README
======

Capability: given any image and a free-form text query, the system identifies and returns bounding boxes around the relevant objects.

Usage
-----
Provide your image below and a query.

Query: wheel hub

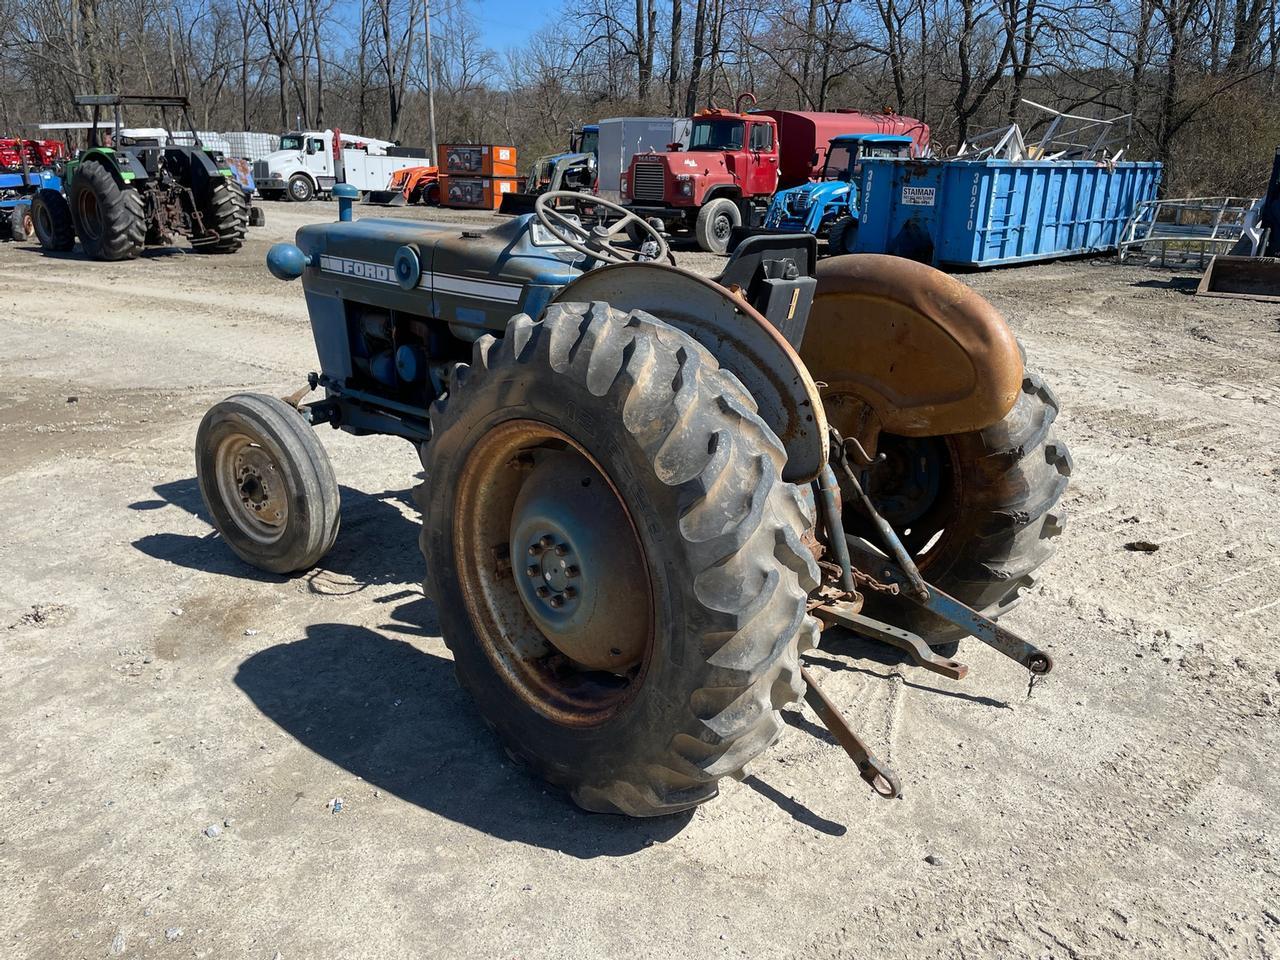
[214,436,288,543]
[509,452,648,672]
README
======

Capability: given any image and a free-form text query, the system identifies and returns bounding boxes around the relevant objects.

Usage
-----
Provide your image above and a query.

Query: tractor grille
[253,159,270,181]
[631,161,666,202]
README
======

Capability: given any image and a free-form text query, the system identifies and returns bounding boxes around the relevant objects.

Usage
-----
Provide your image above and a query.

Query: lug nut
[528,543,542,556]
[565,565,579,578]
[554,543,570,556]
[526,564,539,577]
[563,586,577,599]
[549,595,565,608]
[539,534,555,547]
[536,585,550,598]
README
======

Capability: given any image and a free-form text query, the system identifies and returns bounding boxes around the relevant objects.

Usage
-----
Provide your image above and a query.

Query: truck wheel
[196,393,340,574]
[418,302,820,816]
[827,217,857,256]
[192,180,249,254]
[695,198,741,254]
[854,370,1072,647]
[287,175,314,202]
[69,162,144,261]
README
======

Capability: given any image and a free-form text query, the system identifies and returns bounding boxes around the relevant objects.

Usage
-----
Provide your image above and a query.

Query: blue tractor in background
[764,133,913,255]
[1,168,61,242]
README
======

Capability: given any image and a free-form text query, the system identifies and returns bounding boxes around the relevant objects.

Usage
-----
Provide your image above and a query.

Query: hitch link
[814,599,969,681]
[844,535,1054,675]
[801,667,901,799]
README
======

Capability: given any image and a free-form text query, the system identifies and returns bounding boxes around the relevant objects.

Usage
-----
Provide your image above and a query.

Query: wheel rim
[713,213,732,242]
[290,179,308,200]
[453,420,654,727]
[77,189,102,241]
[855,432,958,562]
[214,433,289,545]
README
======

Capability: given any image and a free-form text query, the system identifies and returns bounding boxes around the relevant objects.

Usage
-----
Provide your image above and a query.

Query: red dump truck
[621,99,929,252]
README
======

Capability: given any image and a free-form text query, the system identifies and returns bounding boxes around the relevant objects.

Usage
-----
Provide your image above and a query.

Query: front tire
[69,161,144,261]
[196,393,340,574]
[418,302,820,816]
[827,216,857,256]
[695,198,741,254]
[857,370,1072,645]
[287,175,314,202]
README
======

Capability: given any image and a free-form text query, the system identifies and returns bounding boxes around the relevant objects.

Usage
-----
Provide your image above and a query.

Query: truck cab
[253,130,395,202]
[621,108,780,253]
[764,133,913,246]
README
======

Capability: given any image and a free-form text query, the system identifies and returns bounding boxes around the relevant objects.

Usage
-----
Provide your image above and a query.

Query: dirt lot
[1,199,1277,959]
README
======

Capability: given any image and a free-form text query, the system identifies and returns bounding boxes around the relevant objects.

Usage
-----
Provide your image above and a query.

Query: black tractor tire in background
[826,216,857,256]
[196,393,340,574]
[418,302,821,816]
[249,206,266,227]
[192,180,249,254]
[695,197,742,254]
[287,174,314,202]
[69,161,144,261]
[859,370,1072,647]
[31,189,76,252]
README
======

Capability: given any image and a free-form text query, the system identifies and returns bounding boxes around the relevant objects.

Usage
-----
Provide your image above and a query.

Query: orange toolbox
[441,175,524,210]
[438,143,518,177]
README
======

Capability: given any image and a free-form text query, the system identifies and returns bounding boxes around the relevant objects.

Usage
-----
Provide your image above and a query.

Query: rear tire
[69,161,144,261]
[193,180,249,254]
[418,302,820,816]
[196,393,340,574]
[695,198,741,254]
[857,370,1072,646]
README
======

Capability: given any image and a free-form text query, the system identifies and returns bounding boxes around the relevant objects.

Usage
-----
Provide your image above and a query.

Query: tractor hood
[764,179,852,231]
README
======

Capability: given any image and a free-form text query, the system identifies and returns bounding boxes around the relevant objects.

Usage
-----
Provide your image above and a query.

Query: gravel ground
[1,199,1277,959]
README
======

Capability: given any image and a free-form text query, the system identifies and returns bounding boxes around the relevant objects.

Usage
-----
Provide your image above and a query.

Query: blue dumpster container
[852,158,1162,267]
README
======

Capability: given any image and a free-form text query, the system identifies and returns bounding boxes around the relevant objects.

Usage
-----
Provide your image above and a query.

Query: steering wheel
[534,191,673,265]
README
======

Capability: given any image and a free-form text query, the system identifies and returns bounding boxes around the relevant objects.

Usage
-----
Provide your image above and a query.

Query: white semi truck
[252,130,425,201]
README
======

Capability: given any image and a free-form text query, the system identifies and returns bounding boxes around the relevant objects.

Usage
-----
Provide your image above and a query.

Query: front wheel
[196,393,340,573]
[695,198,741,254]
[827,216,857,256]
[418,302,820,816]
[287,175,315,202]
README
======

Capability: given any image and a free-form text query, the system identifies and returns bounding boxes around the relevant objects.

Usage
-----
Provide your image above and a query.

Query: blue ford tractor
[194,187,1072,816]
[764,133,913,255]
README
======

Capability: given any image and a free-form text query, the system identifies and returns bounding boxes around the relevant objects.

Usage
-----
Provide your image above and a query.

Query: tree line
[1,0,1277,193]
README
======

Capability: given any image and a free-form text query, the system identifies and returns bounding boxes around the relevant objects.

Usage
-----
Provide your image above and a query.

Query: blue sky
[462,0,555,51]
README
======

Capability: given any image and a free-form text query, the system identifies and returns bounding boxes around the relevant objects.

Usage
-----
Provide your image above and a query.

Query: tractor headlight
[677,176,693,197]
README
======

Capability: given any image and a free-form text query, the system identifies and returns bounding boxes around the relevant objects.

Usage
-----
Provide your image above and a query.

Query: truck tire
[196,393,341,574]
[192,180,249,254]
[856,370,1072,647]
[827,216,857,256]
[69,161,144,261]
[695,198,741,254]
[287,175,314,202]
[418,302,820,816]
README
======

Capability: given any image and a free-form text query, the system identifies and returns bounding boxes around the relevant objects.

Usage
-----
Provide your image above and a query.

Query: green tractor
[32,94,248,261]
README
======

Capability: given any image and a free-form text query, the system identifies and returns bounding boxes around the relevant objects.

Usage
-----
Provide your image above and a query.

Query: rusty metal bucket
[1196,255,1280,302]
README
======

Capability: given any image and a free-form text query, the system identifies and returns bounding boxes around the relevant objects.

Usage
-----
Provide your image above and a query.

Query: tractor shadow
[130,477,422,593]
[234,604,692,858]
[21,243,192,261]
